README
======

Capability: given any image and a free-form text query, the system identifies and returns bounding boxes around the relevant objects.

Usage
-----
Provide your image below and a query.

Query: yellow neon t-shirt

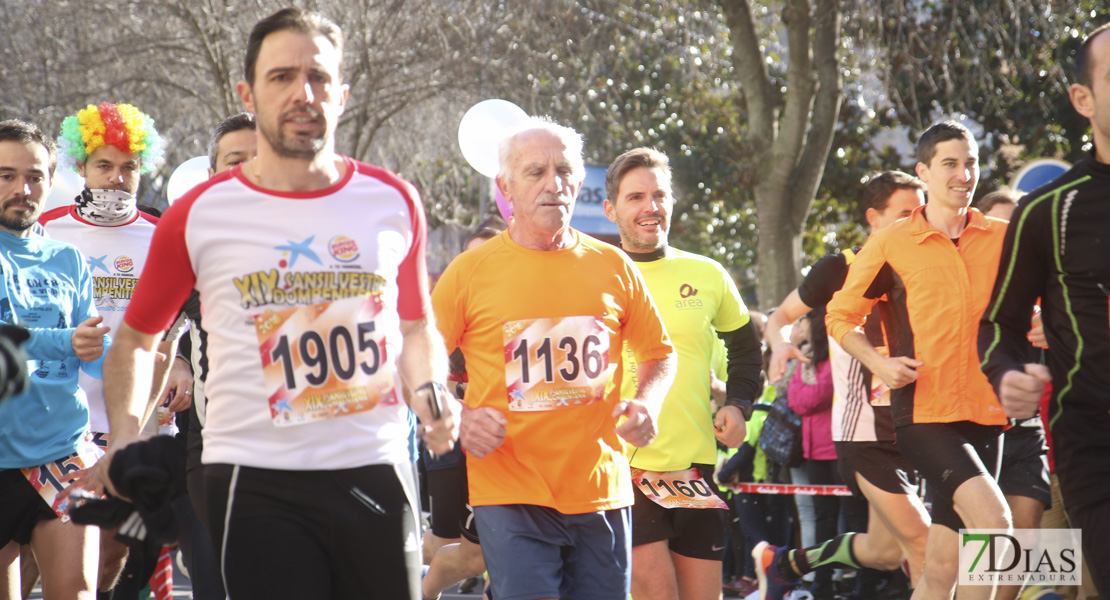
[622,248,750,471]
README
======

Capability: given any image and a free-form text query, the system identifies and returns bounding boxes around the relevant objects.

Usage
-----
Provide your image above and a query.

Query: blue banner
[570,165,619,236]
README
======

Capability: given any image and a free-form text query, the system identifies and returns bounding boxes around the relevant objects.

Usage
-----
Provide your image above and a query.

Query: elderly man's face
[498,129,583,236]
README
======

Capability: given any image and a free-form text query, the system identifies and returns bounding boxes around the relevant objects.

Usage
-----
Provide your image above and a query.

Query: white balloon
[45,169,85,212]
[166,156,211,204]
[458,99,530,178]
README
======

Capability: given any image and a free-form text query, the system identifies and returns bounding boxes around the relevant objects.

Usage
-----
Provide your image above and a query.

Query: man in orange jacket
[825,121,1010,600]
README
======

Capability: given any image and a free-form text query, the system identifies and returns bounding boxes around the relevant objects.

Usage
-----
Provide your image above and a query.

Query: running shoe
[753,541,793,600]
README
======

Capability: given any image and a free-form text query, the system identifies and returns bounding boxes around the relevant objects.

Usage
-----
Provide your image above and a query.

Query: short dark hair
[0,119,58,176]
[464,216,507,250]
[1075,23,1110,88]
[208,112,257,169]
[137,204,163,219]
[605,147,671,205]
[861,170,925,215]
[977,188,1021,214]
[244,8,344,86]
[915,121,975,167]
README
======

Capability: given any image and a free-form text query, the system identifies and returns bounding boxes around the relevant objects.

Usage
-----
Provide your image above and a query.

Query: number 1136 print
[502,316,613,412]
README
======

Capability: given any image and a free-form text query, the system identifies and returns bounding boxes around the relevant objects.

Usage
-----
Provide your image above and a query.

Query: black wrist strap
[724,397,753,421]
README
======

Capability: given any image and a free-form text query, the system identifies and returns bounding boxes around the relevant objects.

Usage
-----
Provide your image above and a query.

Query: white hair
[497,116,585,182]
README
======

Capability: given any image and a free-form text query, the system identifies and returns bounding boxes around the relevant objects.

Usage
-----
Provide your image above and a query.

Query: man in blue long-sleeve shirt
[0,119,109,599]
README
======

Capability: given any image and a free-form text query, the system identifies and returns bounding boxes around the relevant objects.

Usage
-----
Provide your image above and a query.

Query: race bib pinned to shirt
[502,316,612,411]
[254,295,399,427]
[21,440,104,522]
[631,467,728,510]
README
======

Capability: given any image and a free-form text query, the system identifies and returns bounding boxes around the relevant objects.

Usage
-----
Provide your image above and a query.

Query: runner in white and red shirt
[69,9,459,600]
[44,100,189,598]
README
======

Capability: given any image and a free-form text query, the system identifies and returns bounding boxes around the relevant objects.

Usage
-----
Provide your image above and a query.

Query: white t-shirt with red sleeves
[124,158,429,470]
[39,207,159,434]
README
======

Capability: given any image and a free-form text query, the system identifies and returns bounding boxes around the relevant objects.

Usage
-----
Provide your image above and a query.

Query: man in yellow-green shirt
[604,147,763,600]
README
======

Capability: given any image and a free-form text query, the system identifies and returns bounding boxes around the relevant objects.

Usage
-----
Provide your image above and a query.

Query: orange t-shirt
[432,230,673,514]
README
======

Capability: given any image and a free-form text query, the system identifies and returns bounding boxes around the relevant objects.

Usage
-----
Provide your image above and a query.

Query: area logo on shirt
[328,235,360,262]
[115,256,135,273]
[676,283,703,310]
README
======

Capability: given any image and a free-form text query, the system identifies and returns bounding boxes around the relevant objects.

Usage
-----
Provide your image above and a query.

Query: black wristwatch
[415,381,452,420]
[724,397,754,421]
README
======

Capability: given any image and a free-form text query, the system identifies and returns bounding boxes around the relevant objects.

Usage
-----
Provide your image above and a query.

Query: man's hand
[613,400,656,448]
[999,364,1051,419]
[768,342,809,384]
[873,356,923,389]
[459,406,506,458]
[411,384,461,456]
[157,357,194,413]
[72,316,110,361]
[1027,311,1048,349]
[714,405,747,448]
[59,437,139,502]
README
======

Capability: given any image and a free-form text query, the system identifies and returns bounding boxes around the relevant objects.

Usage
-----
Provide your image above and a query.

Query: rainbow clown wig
[57,102,165,174]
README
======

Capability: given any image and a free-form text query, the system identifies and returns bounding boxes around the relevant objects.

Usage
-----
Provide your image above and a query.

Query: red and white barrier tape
[727,483,852,496]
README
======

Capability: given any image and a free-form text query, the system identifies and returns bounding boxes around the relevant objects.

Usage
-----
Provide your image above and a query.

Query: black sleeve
[176,324,192,360]
[978,199,1050,392]
[797,253,849,309]
[717,442,756,483]
[718,321,763,404]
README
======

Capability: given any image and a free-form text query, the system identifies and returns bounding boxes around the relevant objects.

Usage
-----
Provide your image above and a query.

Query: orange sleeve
[619,258,674,363]
[825,235,888,346]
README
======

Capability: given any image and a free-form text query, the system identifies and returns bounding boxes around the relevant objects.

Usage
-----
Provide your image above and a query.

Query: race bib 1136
[255,295,399,427]
[502,316,612,411]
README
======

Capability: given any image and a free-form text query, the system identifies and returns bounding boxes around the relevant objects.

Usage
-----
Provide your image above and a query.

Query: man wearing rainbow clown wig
[40,102,191,599]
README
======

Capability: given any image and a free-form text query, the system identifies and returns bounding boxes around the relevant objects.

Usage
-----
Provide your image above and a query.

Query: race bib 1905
[255,295,399,427]
[502,316,612,411]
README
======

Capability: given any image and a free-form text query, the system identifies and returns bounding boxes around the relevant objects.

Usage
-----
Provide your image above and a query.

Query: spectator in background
[784,308,844,600]
[977,188,1020,221]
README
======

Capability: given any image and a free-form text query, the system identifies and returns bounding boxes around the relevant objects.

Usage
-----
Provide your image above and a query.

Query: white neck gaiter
[75,188,137,226]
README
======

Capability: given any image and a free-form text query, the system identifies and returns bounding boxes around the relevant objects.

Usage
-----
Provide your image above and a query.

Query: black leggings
[205,463,421,600]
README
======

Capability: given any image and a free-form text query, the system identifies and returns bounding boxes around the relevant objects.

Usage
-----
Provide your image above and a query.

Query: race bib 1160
[631,467,728,510]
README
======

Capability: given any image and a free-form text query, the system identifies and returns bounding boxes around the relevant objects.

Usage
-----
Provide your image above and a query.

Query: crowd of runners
[0,7,1108,600]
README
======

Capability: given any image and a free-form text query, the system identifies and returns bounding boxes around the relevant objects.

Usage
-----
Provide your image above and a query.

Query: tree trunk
[721,0,842,308]
[754,182,804,308]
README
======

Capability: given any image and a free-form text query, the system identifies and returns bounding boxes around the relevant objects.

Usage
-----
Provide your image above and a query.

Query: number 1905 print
[254,295,399,427]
